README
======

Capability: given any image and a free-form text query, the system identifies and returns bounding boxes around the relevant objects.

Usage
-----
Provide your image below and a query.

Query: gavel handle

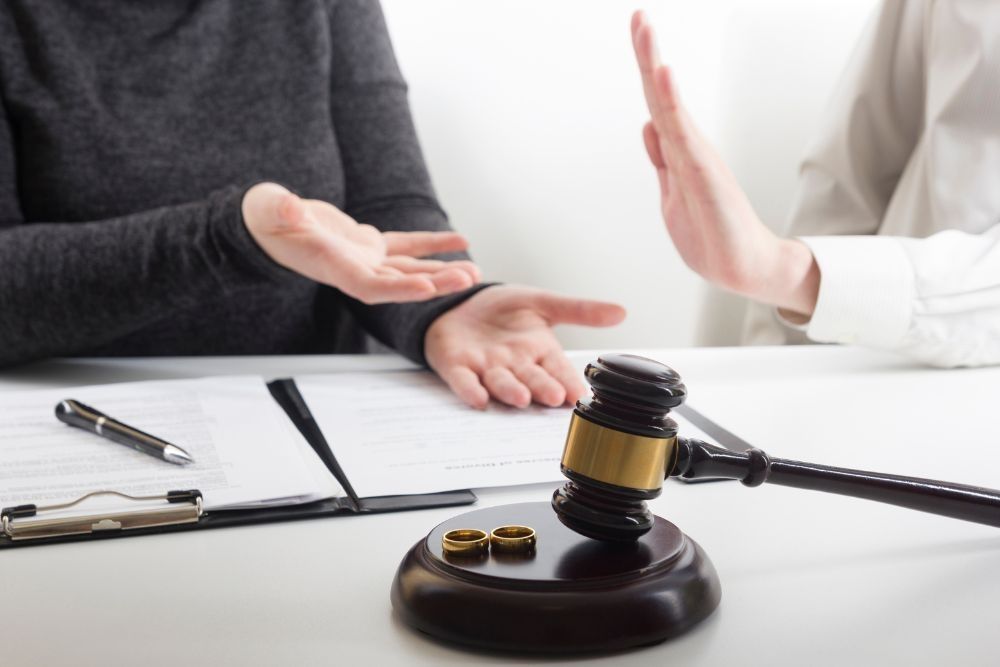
[671,438,1000,528]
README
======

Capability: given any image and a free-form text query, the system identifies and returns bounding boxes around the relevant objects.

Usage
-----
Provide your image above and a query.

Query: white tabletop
[2,346,998,666]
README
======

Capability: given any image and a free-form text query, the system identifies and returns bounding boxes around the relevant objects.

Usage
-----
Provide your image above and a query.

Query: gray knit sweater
[0,0,482,367]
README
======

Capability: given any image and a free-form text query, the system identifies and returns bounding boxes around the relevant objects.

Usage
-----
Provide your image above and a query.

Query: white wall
[381,0,877,349]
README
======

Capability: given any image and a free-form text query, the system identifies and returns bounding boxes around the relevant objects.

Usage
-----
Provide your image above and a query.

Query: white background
[381,0,877,348]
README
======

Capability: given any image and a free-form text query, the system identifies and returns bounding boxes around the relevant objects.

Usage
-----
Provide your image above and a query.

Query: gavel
[552,353,1000,542]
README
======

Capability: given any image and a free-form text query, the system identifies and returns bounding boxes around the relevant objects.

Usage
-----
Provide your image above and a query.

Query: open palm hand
[425,285,626,408]
[631,12,819,316]
[243,183,481,304]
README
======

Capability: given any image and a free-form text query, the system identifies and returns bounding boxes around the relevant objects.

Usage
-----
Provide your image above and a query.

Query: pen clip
[1,489,203,542]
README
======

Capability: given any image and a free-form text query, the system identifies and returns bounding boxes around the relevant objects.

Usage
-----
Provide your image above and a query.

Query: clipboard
[0,379,476,548]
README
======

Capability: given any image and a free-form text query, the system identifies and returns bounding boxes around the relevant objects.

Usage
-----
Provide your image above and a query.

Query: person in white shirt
[631,0,1000,368]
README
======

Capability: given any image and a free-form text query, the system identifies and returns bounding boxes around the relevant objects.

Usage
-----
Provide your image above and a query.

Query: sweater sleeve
[0,98,17,225]
[801,225,1000,368]
[325,0,487,365]
[0,94,299,366]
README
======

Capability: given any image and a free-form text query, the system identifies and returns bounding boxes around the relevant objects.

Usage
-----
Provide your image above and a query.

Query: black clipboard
[0,379,476,549]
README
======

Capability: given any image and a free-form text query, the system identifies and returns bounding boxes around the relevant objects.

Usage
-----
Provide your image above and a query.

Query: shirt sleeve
[0,94,301,367]
[745,0,931,346]
[801,226,1000,368]
[325,0,487,365]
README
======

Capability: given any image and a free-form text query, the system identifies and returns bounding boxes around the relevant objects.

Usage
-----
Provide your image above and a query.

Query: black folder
[0,379,476,549]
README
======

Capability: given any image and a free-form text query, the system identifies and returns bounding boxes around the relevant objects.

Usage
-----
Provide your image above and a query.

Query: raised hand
[242,182,481,304]
[425,285,626,409]
[630,11,819,317]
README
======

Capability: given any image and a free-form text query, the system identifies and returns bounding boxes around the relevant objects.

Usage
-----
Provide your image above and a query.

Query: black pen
[55,399,195,465]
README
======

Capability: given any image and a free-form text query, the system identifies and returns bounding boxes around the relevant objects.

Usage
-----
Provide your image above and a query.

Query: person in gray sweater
[0,0,624,408]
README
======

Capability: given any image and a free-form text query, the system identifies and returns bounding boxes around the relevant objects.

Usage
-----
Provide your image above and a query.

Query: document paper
[295,369,717,498]
[0,377,340,513]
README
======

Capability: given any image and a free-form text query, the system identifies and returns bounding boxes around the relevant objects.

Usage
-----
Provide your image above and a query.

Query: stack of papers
[0,368,719,517]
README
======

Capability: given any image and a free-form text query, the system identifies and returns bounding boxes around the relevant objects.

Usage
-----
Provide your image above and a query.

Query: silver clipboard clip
[1,489,203,542]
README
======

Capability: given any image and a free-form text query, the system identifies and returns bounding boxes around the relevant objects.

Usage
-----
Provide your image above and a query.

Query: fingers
[631,11,657,74]
[653,66,685,129]
[652,66,699,173]
[438,365,490,410]
[630,13,699,174]
[383,231,469,258]
[436,354,576,409]
[383,256,482,284]
[539,350,586,406]
[482,367,532,408]
[343,263,478,305]
[427,267,476,293]
[351,257,480,304]
[630,10,645,40]
[631,13,664,121]
[531,293,627,327]
[348,274,437,304]
[381,261,478,293]
[511,361,566,408]
[652,67,712,186]
[437,361,563,410]
[440,259,482,284]
[356,270,483,304]
[355,271,477,304]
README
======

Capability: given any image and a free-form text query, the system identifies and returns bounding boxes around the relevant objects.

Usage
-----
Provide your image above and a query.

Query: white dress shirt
[742,0,1000,367]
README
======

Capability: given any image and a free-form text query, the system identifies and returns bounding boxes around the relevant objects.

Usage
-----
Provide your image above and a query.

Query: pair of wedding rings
[442,525,536,557]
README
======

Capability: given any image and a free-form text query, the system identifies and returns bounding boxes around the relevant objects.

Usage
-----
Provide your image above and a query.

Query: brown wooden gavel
[552,354,1000,542]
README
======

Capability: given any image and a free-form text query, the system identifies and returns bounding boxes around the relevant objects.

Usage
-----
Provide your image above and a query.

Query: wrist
[761,238,820,318]
[419,282,500,365]
[217,185,302,285]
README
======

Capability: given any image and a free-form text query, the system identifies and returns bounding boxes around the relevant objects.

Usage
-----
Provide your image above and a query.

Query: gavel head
[551,354,686,542]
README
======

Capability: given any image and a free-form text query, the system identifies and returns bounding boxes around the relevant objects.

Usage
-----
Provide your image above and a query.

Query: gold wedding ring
[442,528,489,557]
[490,525,537,554]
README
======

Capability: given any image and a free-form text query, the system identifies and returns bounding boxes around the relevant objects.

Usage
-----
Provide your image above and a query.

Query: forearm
[0,186,297,366]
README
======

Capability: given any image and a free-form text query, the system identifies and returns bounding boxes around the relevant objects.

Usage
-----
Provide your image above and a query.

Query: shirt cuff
[799,236,915,348]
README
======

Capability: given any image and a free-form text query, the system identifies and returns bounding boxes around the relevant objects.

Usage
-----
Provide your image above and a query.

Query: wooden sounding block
[391,501,720,654]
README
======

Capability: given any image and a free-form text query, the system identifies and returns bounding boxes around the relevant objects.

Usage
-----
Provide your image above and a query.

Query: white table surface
[1,346,998,666]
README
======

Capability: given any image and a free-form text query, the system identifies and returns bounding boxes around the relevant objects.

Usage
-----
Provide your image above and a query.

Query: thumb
[276,190,307,229]
[533,293,627,327]
[243,182,305,234]
[643,121,672,198]
[642,121,666,169]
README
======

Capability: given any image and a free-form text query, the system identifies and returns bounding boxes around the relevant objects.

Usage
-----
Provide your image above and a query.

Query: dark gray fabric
[0,0,483,367]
